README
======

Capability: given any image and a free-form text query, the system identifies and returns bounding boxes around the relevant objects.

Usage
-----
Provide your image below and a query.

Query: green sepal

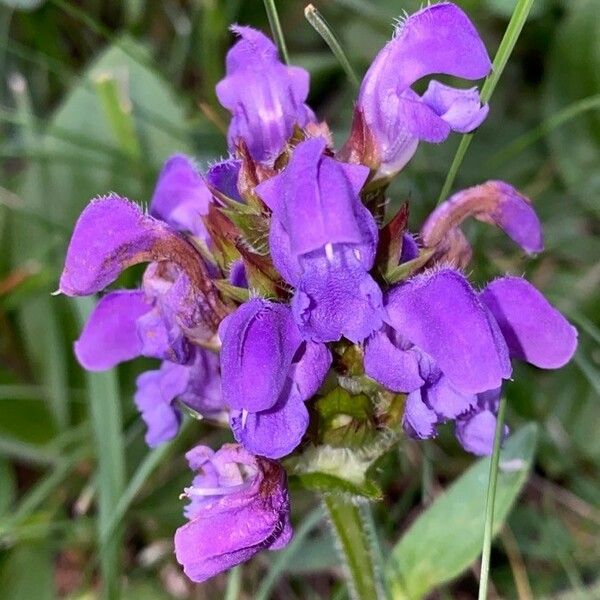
[213,279,250,303]
[314,388,377,448]
[383,247,435,284]
[286,388,406,499]
[222,208,271,255]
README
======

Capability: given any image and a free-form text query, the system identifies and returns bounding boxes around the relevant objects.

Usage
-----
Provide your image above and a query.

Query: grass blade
[263,0,290,64]
[437,0,536,204]
[100,438,173,544]
[256,507,324,600]
[73,297,126,600]
[304,4,360,89]
[478,395,508,600]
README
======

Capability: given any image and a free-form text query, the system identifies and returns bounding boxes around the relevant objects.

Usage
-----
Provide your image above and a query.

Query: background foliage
[0,0,599,598]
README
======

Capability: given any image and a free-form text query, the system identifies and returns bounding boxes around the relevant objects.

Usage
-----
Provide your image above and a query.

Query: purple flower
[366,268,512,396]
[480,276,578,369]
[134,347,224,447]
[366,267,577,454]
[354,3,491,176]
[256,137,385,342]
[61,183,227,448]
[422,180,544,267]
[220,298,330,458]
[216,26,315,163]
[61,194,224,350]
[174,444,292,582]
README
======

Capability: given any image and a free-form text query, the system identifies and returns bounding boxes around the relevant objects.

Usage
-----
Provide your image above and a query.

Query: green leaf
[386,424,538,599]
[0,543,54,600]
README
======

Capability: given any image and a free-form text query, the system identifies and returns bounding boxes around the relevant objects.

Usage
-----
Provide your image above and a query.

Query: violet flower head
[216,26,315,163]
[175,444,292,582]
[257,137,385,343]
[355,2,492,176]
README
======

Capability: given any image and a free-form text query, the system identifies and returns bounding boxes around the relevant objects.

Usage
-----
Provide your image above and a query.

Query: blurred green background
[0,0,598,598]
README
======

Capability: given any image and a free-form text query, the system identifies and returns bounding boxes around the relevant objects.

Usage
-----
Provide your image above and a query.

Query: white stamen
[181,483,251,498]
[241,409,249,429]
[325,243,334,262]
[353,248,361,261]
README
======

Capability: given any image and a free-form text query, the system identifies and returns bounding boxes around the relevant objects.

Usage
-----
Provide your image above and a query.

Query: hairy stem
[323,495,387,600]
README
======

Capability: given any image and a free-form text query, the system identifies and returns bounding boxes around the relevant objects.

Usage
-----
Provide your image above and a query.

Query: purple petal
[256,138,371,257]
[179,347,224,417]
[216,26,315,162]
[422,181,544,260]
[134,364,186,447]
[231,392,309,459]
[403,389,439,439]
[206,158,242,202]
[421,373,477,419]
[150,155,212,239]
[74,290,150,371]
[360,3,491,102]
[228,259,248,288]
[292,247,384,343]
[135,307,190,363]
[455,409,505,456]
[480,277,578,368]
[400,232,419,264]
[421,80,489,133]
[60,196,174,296]
[289,341,332,401]
[219,299,302,412]
[386,268,511,394]
[364,328,425,393]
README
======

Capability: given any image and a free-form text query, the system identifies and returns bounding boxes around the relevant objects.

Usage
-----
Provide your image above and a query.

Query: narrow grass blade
[93,73,142,160]
[304,4,360,89]
[488,94,600,168]
[100,438,173,544]
[0,446,87,539]
[437,0,536,204]
[478,395,508,600]
[256,507,324,600]
[225,566,242,600]
[73,297,126,600]
[263,0,290,64]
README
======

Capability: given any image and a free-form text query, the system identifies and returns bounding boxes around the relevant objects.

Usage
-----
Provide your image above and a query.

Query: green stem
[437,0,536,204]
[262,0,290,64]
[478,396,508,600]
[304,4,360,89]
[323,495,386,600]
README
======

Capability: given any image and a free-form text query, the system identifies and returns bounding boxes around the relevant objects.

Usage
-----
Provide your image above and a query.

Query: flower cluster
[59,3,577,583]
